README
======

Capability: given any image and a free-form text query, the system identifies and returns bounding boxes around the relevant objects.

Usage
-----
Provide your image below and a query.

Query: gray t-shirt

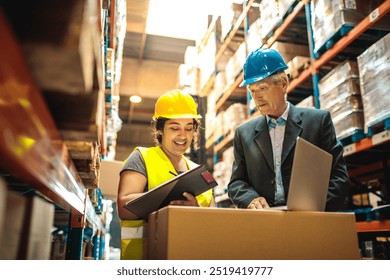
[121,149,147,177]
[121,149,148,192]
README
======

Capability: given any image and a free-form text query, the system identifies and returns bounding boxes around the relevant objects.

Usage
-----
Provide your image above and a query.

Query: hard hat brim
[240,65,288,87]
[153,113,202,120]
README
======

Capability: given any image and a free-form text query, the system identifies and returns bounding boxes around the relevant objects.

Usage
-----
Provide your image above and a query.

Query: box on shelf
[99,159,123,200]
[333,109,365,139]
[20,195,55,259]
[214,71,227,101]
[148,206,359,260]
[260,0,297,40]
[212,161,229,196]
[223,103,247,133]
[318,60,359,94]
[177,64,201,94]
[220,2,260,42]
[311,0,390,54]
[213,146,235,197]
[198,31,218,90]
[319,78,360,110]
[271,42,310,64]
[0,178,6,251]
[0,190,27,259]
[225,42,247,84]
[357,32,390,132]
[247,18,262,53]
[205,112,216,141]
[184,46,199,68]
[296,95,315,108]
[287,56,311,79]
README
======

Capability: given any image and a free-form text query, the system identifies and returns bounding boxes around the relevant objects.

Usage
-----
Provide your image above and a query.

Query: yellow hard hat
[153,89,202,119]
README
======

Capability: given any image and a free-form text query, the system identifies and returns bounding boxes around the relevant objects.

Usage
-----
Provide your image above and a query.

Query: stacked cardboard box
[213,146,234,197]
[225,42,247,85]
[311,0,389,54]
[223,103,248,134]
[296,95,315,109]
[220,2,260,42]
[271,42,310,64]
[319,60,364,139]
[259,0,296,40]
[0,189,54,259]
[357,33,390,133]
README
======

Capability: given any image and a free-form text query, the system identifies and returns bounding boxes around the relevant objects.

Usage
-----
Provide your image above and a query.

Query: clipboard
[123,165,218,220]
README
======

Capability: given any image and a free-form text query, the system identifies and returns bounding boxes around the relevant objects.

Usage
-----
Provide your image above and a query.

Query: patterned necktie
[268,118,286,129]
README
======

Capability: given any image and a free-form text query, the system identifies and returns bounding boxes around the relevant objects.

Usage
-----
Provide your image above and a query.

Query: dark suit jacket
[227,104,350,211]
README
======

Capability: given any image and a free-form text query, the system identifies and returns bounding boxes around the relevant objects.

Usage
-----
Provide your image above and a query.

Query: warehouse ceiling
[124,0,195,64]
[116,0,199,156]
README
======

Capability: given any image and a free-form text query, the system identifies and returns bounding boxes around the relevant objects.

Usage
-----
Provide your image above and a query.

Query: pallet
[313,24,354,58]
[339,129,366,146]
[262,2,298,41]
[366,115,390,137]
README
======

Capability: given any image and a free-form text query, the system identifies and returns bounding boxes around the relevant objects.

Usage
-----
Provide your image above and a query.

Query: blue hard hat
[240,48,288,87]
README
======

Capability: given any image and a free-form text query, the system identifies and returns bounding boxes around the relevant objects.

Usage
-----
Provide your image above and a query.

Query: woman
[117,89,213,259]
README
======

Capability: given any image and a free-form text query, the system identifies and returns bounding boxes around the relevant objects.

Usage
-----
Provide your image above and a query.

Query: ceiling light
[129,95,142,103]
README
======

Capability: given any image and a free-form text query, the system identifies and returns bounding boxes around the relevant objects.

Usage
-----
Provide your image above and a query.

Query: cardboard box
[99,160,123,200]
[20,195,55,259]
[0,178,7,252]
[148,206,359,260]
[0,190,27,259]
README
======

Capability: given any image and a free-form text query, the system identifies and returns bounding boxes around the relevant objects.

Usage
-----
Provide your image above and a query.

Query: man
[227,48,350,211]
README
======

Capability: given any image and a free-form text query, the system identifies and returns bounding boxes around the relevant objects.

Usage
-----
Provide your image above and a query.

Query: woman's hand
[170,192,199,207]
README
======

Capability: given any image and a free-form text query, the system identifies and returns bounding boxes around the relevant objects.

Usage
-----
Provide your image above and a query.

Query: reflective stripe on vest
[121,224,147,239]
[119,146,213,259]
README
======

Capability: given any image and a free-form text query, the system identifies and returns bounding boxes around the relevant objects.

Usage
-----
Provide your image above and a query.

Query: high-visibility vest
[120,146,213,259]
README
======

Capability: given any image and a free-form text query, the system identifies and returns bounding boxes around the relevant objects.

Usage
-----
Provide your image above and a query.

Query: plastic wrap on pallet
[177,64,201,94]
[260,0,282,40]
[333,110,365,139]
[271,42,310,65]
[214,71,228,101]
[225,42,247,84]
[214,111,226,140]
[296,95,315,108]
[318,60,359,96]
[278,0,297,18]
[223,103,247,134]
[247,18,262,53]
[260,0,296,40]
[320,78,361,109]
[358,33,390,133]
[311,0,375,54]
[328,95,363,119]
[184,46,199,68]
[220,2,244,41]
[213,161,228,196]
[327,95,364,139]
[205,111,216,141]
[198,31,218,90]
[287,56,311,79]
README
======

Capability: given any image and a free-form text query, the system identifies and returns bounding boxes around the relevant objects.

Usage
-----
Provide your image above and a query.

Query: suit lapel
[282,105,303,164]
[254,116,274,170]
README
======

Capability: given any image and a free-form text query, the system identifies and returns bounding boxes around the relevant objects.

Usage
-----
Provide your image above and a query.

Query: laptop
[271,137,333,212]
[124,164,218,219]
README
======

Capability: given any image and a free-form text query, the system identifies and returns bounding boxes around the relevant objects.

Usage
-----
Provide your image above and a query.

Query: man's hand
[248,197,270,209]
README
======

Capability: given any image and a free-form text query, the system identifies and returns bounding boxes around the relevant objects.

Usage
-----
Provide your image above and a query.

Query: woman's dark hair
[150,117,201,147]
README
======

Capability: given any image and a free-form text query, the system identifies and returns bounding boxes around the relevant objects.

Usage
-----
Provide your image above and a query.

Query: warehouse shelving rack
[0,0,124,259]
[201,0,390,247]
